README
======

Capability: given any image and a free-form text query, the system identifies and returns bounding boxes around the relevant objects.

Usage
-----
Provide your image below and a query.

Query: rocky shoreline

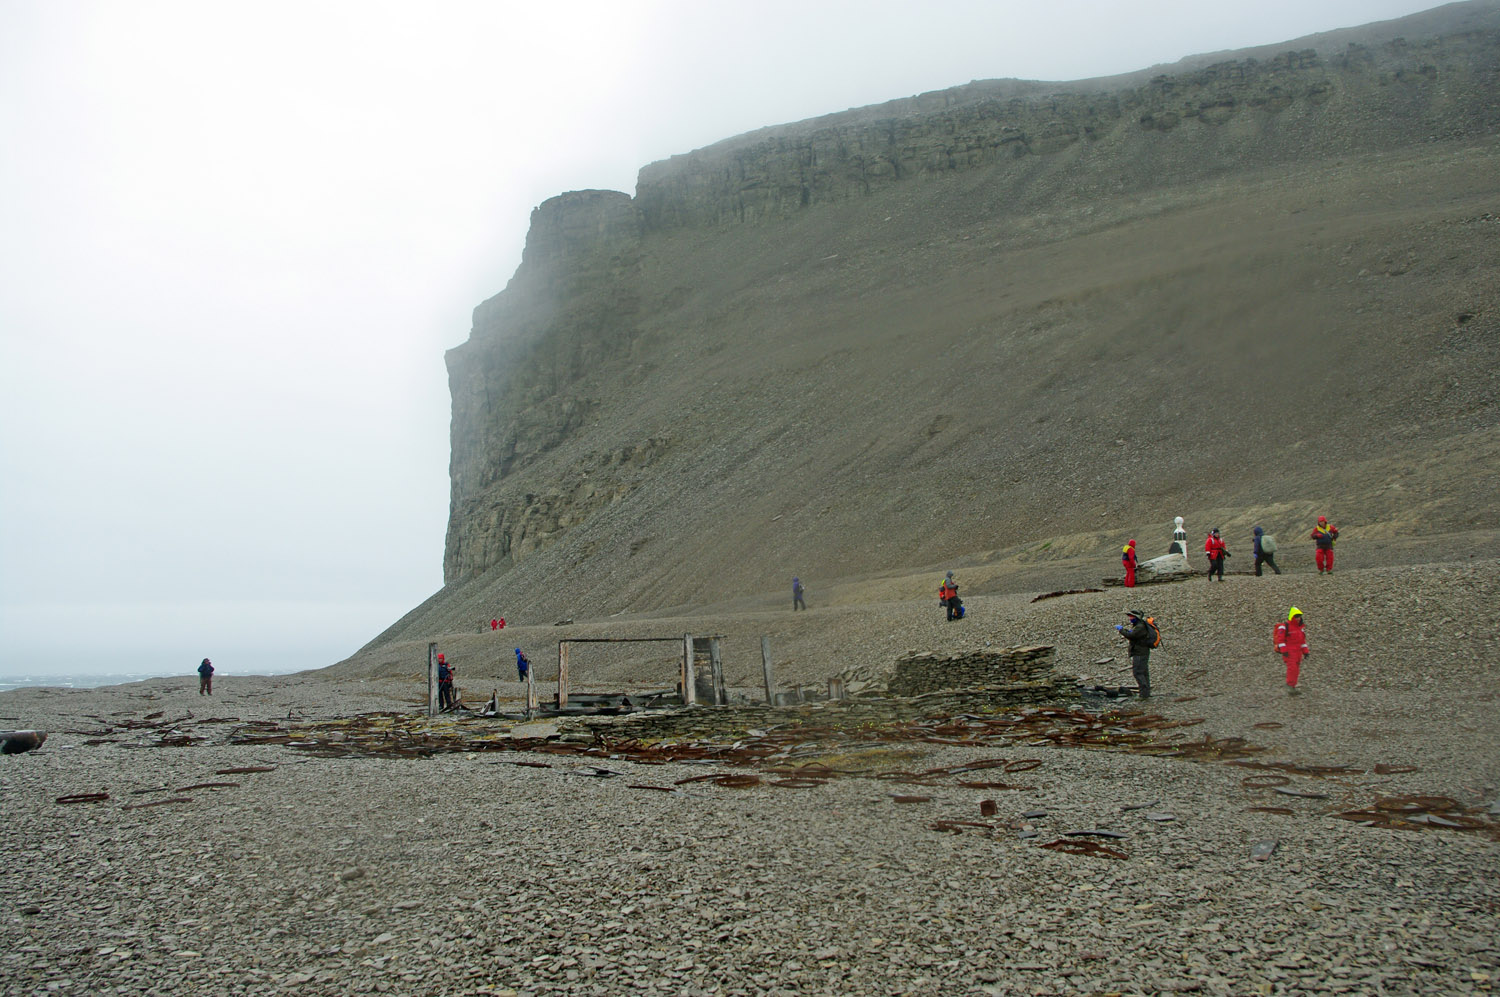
[4,574,1499,997]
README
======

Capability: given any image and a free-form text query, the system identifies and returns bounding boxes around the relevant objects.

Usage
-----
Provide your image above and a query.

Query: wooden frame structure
[552,634,725,710]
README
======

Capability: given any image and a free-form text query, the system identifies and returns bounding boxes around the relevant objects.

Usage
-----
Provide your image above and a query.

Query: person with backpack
[515,648,530,682]
[1114,609,1156,698]
[437,653,455,710]
[938,572,962,621]
[1253,526,1281,576]
[1311,516,1340,574]
[1274,607,1310,694]
[197,658,214,696]
[1121,539,1137,588]
[1204,528,1228,582]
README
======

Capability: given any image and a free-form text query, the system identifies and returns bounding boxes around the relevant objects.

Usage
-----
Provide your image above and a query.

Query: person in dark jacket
[1115,610,1153,698]
[792,577,806,611]
[197,658,214,696]
[1253,526,1282,576]
[515,648,530,682]
[437,653,454,710]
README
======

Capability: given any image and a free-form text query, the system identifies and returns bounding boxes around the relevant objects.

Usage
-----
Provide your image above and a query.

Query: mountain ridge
[361,3,1500,654]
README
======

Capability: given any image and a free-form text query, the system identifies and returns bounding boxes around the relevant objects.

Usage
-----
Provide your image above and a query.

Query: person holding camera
[1114,610,1154,698]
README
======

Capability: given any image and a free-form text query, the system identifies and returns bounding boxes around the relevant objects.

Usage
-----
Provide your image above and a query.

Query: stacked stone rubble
[866,645,1059,698]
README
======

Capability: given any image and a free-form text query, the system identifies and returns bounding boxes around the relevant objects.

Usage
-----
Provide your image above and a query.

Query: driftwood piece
[0,730,47,754]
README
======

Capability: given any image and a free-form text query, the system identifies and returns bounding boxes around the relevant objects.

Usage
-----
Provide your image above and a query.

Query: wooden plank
[682,633,696,706]
[427,642,438,717]
[557,641,570,709]
[761,636,774,705]
[709,638,725,706]
[526,664,537,715]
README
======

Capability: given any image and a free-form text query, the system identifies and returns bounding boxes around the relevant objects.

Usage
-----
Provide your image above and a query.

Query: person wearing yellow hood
[1273,607,1310,694]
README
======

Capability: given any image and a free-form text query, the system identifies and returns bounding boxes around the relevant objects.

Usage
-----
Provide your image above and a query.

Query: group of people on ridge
[1121,515,1339,587]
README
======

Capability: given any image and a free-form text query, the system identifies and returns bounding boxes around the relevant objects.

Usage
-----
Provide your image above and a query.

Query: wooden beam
[682,633,696,706]
[709,638,725,706]
[426,642,438,717]
[557,641,570,709]
[761,636,774,705]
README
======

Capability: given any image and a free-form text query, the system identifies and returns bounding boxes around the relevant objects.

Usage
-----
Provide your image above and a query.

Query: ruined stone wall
[885,646,1059,698]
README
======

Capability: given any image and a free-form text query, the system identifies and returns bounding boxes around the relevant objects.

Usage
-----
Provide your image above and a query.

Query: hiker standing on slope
[1204,528,1228,582]
[792,577,806,611]
[1274,607,1310,694]
[939,571,961,621]
[197,658,214,696]
[1121,539,1138,588]
[1115,609,1154,699]
[437,653,455,710]
[1311,516,1340,574]
[1253,527,1282,576]
[515,648,530,682]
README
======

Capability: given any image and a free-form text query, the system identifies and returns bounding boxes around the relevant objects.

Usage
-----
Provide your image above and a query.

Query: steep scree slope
[371,7,1500,648]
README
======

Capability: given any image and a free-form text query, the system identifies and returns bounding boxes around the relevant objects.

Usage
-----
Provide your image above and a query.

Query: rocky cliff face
[415,8,1500,637]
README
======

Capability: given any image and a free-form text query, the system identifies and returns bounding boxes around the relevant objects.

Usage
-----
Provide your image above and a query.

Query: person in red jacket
[1203,528,1228,582]
[1311,516,1339,574]
[1121,539,1137,588]
[1274,607,1309,694]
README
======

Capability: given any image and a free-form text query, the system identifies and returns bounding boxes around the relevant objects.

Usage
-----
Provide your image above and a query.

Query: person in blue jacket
[515,648,531,682]
[437,654,454,710]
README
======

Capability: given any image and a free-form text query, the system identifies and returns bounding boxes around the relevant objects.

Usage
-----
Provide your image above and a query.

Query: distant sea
[0,670,302,694]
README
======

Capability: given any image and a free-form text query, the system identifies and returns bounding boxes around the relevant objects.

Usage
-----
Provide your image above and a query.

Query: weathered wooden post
[709,638,725,706]
[682,633,696,706]
[426,642,438,717]
[557,641,570,709]
[526,662,538,716]
[761,636,774,705]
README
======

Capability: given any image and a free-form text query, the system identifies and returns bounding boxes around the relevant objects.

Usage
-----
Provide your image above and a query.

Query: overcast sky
[0,0,1441,679]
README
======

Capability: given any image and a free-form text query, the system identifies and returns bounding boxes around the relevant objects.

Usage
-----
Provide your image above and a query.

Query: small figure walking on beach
[939,571,963,620]
[1311,516,1340,574]
[515,648,530,682]
[792,577,806,611]
[437,653,455,710]
[197,658,214,696]
[1274,607,1310,695]
[1121,539,1137,588]
[1204,528,1228,582]
[1253,527,1281,576]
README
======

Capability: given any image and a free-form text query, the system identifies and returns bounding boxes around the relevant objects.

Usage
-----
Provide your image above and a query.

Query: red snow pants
[1124,563,1136,587]
[1316,548,1335,572]
[1282,648,1305,688]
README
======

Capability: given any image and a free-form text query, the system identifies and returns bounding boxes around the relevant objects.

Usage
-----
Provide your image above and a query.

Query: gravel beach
[3,560,1498,997]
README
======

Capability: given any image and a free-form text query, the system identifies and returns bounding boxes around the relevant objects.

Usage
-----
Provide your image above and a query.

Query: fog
[0,0,1438,678]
